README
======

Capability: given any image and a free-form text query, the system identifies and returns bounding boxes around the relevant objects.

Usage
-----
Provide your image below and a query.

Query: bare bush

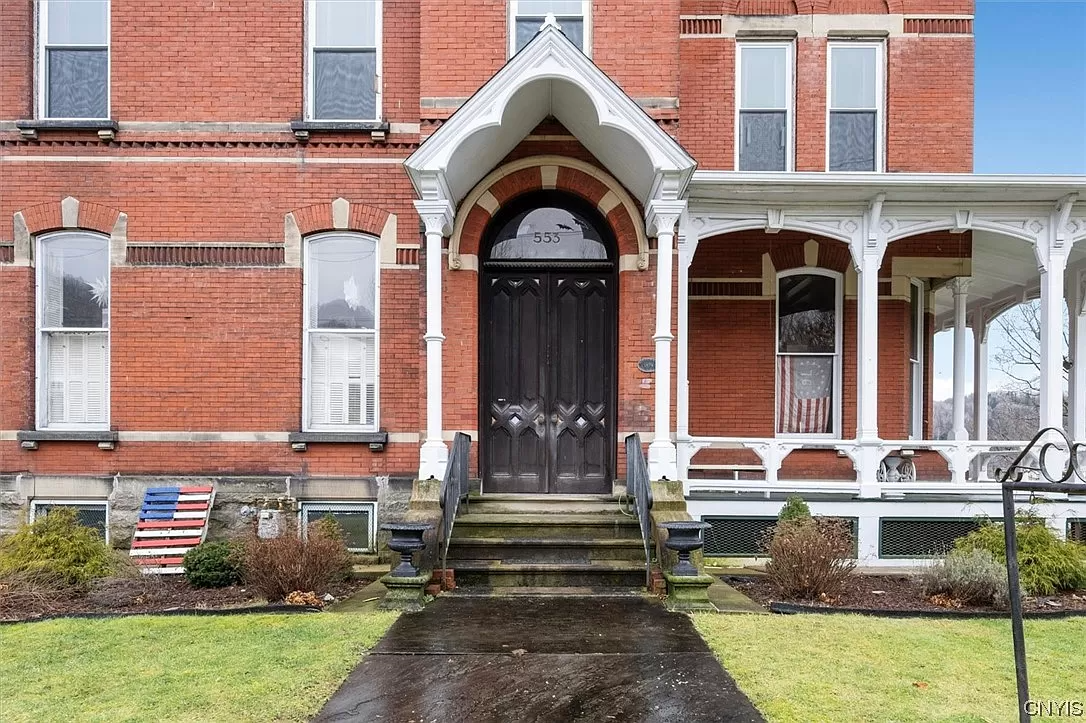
[238,517,352,602]
[0,570,79,618]
[763,518,857,600]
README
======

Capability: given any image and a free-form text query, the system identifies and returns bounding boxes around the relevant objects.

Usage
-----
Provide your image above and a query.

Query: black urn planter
[381,522,433,577]
[660,520,710,577]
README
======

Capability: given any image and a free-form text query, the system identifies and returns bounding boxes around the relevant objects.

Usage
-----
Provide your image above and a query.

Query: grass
[693,614,1086,723]
[0,611,398,723]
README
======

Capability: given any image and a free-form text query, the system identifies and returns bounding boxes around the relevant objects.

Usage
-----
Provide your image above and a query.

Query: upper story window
[776,270,841,437]
[827,42,883,172]
[307,0,382,121]
[39,0,110,119]
[736,42,793,172]
[304,233,379,431]
[37,232,110,430]
[511,1,590,55]
[909,280,925,439]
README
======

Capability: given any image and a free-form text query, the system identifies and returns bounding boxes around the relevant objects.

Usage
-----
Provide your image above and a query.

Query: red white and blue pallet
[129,485,216,575]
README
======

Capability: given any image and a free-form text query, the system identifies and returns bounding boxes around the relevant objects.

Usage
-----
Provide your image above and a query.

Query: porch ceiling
[404,23,696,207]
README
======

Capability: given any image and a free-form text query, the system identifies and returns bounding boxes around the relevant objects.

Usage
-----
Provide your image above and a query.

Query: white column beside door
[646,200,686,481]
[675,214,697,481]
[416,200,454,480]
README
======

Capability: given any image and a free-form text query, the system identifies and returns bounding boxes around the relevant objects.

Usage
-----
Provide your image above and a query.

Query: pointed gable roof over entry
[405,23,696,207]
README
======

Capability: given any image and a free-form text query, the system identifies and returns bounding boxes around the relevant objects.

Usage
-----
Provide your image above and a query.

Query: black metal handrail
[995,426,1086,722]
[624,433,654,588]
[439,432,472,576]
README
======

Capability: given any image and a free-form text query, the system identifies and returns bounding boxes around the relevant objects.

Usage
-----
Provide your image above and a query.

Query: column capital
[646,199,686,237]
[948,276,972,297]
[414,199,454,237]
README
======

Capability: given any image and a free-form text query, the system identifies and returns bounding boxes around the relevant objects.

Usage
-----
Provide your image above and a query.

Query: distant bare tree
[992,300,1069,398]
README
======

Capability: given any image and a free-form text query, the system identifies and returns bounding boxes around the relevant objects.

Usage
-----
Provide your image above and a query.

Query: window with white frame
[776,271,841,436]
[39,0,110,119]
[31,500,109,542]
[307,0,382,121]
[909,280,925,439]
[300,501,375,552]
[511,0,589,55]
[304,233,379,431]
[827,42,883,172]
[737,42,793,172]
[37,232,110,430]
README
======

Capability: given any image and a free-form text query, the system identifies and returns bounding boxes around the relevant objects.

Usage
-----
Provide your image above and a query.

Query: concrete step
[447,537,647,563]
[464,494,625,516]
[452,513,642,540]
[448,586,646,598]
[452,560,649,588]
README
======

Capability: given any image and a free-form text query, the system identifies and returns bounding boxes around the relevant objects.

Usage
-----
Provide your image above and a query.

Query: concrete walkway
[313,595,765,722]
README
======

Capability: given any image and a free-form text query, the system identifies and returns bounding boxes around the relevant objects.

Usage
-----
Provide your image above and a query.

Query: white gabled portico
[404,22,696,481]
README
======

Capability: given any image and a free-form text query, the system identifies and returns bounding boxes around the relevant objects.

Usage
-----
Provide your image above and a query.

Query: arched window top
[306,232,378,330]
[776,269,840,354]
[485,192,613,263]
[38,231,110,329]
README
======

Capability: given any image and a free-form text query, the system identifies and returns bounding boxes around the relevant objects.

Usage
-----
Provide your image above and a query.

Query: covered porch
[675,174,1086,500]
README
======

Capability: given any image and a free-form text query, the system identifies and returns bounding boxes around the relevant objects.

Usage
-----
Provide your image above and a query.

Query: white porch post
[1071,270,1086,440]
[972,313,988,441]
[416,200,455,480]
[1039,252,1068,432]
[675,212,698,481]
[950,277,971,441]
[646,200,686,480]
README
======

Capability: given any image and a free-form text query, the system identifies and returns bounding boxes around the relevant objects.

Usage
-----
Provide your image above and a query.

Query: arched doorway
[480,190,618,494]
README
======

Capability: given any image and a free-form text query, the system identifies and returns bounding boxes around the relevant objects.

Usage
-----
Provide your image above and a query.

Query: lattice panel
[879,518,982,558]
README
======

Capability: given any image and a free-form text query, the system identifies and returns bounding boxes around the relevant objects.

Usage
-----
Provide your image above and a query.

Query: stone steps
[447,537,646,563]
[451,560,649,588]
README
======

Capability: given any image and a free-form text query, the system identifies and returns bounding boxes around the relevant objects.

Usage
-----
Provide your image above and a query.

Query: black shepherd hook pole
[995,426,1086,723]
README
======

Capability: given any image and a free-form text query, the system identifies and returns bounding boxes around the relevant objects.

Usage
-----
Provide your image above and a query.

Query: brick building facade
[2,0,1085,562]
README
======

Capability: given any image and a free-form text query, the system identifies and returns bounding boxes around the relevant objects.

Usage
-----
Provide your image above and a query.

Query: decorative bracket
[850,194,888,271]
[951,209,973,234]
[1055,193,1078,245]
[765,208,785,234]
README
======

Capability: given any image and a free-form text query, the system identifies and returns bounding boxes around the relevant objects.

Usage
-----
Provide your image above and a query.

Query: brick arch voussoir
[290,201,390,238]
[18,199,121,237]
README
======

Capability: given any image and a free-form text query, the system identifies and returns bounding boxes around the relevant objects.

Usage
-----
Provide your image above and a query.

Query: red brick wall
[0,0,32,118]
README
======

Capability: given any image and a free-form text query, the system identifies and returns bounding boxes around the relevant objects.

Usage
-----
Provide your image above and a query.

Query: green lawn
[693,614,1086,723]
[0,611,398,723]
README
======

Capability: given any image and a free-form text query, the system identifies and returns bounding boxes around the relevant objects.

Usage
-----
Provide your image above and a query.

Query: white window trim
[909,278,926,440]
[298,501,376,552]
[36,0,112,121]
[35,230,111,432]
[825,40,885,173]
[774,268,843,439]
[304,0,384,122]
[734,40,795,173]
[302,232,381,433]
[508,0,592,58]
[31,499,110,543]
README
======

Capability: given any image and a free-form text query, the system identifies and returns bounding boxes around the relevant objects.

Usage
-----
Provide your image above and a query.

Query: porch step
[464,494,624,515]
[449,586,646,598]
[447,537,646,563]
[451,560,648,588]
[453,513,642,540]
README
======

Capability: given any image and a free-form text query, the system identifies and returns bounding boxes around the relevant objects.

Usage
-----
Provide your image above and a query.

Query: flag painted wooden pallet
[129,485,215,574]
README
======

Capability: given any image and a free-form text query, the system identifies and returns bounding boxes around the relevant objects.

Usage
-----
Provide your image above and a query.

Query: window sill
[18,430,118,450]
[290,120,390,142]
[288,431,389,452]
[15,119,119,141]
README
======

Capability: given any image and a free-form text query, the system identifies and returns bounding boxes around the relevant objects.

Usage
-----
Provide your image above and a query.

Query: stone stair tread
[449,586,645,598]
[455,513,639,525]
[452,560,646,572]
[449,537,643,547]
[469,494,616,502]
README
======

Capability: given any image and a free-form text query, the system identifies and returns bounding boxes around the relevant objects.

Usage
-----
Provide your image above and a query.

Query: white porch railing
[678,436,1036,498]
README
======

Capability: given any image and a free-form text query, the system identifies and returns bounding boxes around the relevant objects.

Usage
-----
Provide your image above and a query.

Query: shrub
[0,570,79,618]
[777,496,812,525]
[0,508,114,586]
[954,512,1086,596]
[763,518,856,600]
[238,516,352,602]
[183,541,243,588]
[921,548,1009,607]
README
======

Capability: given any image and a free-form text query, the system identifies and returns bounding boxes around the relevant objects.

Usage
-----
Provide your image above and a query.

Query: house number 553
[533,232,560,244]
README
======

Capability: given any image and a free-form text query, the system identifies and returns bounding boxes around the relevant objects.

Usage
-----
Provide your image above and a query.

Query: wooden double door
[482,268,616,494]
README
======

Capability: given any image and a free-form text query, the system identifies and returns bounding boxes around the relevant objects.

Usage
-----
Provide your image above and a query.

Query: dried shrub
[0,508,115,585]
[284,590,323,607]
[921,548,1009,608]
[763,518,857,600]
[238,516,351,602]
[954,511,1086,596]
[0,569,78,618]
[183,541,243,589]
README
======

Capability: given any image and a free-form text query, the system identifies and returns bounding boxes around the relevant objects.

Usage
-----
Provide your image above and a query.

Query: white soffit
[404,25,696,206]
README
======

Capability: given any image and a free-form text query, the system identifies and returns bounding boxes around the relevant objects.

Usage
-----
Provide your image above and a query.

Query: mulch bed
[726,574,1086,616]
[1,576,372,623]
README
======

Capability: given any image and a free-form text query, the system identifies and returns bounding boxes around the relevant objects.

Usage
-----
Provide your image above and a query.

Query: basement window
[510,0,591,55]
[38,0,110,120]
[299,502,376,552]
[31,500,109,542]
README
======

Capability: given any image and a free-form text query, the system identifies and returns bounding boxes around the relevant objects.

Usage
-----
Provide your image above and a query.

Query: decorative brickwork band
[904,17,973,34]
[736,0,798,16]
[126,244,285,266]
[0,244,14,264]
[689,281,762,297]
[396,247,420,266]
[679,17,723,35]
